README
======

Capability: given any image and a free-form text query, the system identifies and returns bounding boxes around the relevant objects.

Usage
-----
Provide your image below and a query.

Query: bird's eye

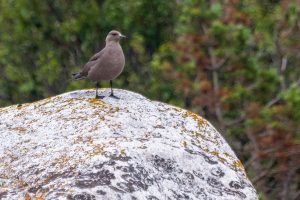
[112,33,117,36]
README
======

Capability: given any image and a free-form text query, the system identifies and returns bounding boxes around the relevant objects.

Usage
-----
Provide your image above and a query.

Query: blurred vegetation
[0,0,300,199]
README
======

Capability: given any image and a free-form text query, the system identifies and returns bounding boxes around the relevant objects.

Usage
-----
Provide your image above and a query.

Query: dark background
[0,0,299,199]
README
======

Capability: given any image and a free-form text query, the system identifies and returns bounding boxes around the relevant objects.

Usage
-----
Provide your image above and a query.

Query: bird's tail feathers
[72,72,86,80]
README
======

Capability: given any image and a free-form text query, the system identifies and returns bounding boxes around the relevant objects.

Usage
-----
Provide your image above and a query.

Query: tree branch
[265,76,300,108]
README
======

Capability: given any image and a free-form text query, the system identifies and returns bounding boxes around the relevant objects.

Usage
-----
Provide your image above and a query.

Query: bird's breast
[111,49,124,67]
[88,45,125,81]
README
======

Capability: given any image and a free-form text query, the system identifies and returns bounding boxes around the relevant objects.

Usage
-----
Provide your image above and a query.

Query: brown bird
[72,30,126,99]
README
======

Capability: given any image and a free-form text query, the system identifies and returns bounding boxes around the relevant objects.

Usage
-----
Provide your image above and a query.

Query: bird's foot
[95,95,105,99]
[109,93,120,99]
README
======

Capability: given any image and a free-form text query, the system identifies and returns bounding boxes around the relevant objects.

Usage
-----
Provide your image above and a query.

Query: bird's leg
[96,82,99,96]
[109,80,120,99]
[110,80,113,94]
[95,82,105,99]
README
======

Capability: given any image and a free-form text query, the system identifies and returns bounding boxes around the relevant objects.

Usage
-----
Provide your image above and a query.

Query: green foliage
[0,1,300,199]
[282,84,300,121]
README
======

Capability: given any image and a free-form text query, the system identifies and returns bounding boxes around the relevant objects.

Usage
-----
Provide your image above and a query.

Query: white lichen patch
[0,89,258,200]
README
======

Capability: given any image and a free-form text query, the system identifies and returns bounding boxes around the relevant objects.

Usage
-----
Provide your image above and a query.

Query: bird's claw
[109,93,120,99]
[95,95,105,99]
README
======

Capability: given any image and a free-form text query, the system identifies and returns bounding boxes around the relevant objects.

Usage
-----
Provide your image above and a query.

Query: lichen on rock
[0,89,258,200]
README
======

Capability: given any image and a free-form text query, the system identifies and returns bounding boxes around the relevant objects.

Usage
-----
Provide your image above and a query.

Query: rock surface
[0,89,258,200]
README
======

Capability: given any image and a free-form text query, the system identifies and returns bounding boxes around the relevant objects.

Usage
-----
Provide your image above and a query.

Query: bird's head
[106,30,126,43]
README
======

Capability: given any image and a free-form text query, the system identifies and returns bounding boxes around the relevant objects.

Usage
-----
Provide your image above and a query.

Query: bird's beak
[120,34,127,39]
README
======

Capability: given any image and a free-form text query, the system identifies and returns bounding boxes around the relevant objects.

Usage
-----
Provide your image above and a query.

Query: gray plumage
[72,30,126,99]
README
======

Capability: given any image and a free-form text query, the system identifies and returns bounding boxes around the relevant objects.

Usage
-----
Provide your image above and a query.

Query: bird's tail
[72,72,86,80]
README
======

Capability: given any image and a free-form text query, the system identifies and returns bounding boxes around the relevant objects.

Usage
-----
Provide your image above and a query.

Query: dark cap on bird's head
[106,30,126,43]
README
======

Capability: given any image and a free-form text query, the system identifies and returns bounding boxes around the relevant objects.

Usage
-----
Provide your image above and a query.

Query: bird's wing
[88,49,104,61]
[80,49,104,77]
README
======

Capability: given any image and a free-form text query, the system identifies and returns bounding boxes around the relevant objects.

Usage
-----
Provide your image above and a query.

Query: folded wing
[72,50,104,80]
